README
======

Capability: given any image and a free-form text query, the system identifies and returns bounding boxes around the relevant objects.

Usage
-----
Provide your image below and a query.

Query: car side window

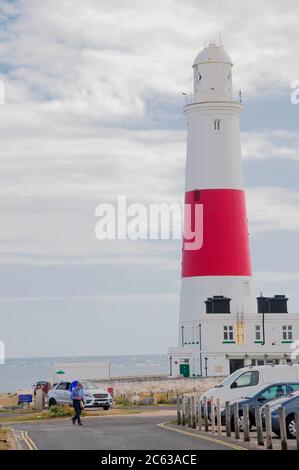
[289,383,299,392]
[65,382,71,391]
[56,382,67,390]
[260,384,287,400]
[231,371,259,388]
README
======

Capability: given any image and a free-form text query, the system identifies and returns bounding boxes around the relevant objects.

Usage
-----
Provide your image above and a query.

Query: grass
[0,428,11,450]
[0,406,161,424]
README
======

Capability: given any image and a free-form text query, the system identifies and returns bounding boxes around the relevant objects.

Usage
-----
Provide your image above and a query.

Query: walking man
[71,382,84,425]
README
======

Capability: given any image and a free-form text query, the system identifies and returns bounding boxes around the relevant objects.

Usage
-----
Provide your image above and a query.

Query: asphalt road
[11,412,234,450]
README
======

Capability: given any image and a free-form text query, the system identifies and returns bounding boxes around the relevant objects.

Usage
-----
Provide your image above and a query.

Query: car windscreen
[82,382,96,390]
[215,370,241,387]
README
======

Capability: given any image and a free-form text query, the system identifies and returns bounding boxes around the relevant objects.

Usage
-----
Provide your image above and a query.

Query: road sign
[18,394,33,403]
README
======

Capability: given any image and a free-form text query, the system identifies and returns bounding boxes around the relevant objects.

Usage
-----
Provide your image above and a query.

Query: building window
[214,119,221,131]
[223,325,234,341]
[282,325,293,341]
[255,325,261,341]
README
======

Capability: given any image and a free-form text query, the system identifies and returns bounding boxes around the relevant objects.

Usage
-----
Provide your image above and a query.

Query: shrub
[49,405,72,417]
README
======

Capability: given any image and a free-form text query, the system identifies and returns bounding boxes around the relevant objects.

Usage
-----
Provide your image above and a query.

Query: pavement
[9,410,239,450]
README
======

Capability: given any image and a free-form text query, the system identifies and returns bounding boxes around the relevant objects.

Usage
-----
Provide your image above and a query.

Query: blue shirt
[71,386,84,400]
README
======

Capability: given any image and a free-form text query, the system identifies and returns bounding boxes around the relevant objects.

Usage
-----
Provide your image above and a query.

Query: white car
[200,364,299,404]
[47,381,113,410]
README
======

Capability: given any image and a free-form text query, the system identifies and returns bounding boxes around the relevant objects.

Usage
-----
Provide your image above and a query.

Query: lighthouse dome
[193,42,232,67]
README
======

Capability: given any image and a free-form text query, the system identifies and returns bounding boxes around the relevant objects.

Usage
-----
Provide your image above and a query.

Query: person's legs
[77,402,82,424]
[72,399,80,423]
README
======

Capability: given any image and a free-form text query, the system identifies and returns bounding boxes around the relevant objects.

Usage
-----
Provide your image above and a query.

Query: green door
[180,363,190,377]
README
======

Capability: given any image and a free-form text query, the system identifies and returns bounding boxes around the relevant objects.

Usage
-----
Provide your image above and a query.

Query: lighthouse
[168,42,299,378]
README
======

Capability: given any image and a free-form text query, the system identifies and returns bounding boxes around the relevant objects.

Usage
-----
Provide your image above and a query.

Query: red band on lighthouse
[182,188,252,277]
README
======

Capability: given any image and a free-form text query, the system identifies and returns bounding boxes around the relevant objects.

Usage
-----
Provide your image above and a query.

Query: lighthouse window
[282,325,293,341]
[223,325,234,341]
[214,119,221,131]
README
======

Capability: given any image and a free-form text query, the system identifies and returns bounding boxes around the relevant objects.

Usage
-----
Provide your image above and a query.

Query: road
[10,411,237,450]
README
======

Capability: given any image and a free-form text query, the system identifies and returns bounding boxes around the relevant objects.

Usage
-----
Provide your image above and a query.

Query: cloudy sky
[0,0,298,359]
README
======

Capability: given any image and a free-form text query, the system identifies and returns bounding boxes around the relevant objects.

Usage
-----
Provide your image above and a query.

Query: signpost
[18,394,33,403]
[18,393,33,410]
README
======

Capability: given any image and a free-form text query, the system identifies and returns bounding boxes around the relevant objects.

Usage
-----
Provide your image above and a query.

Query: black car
[261,391,299,439]
[220,382,299,430]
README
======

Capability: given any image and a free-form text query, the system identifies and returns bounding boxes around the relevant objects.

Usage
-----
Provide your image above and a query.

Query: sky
[0,0,298,358]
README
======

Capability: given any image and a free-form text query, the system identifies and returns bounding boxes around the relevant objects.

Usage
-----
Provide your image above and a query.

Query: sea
[0,354,169,393]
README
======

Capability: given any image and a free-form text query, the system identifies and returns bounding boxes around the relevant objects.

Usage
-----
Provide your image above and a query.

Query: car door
[55,382,69,403]
[257,384,288,407]
[229,370,260,400]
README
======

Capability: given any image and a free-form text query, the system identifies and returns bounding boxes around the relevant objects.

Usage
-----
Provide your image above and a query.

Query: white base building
[169,313,299,377]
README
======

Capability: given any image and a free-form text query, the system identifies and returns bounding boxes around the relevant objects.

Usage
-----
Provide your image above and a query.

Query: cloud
[0,0,298,267]
[242,130,299,161]
[247,187,299,234]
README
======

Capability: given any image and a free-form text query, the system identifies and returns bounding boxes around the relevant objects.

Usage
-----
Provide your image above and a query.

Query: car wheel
[286,414,296,439]
[103,406,110,411]
[48,398,57,407]
[231,413,242,432]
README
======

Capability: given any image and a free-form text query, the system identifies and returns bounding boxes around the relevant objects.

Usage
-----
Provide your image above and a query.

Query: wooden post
[211,397,215,433]
[217,398,221,435]
[204,396,209,432]
[255,405,264,446]
[198,398,202,431]
[192,395,196,429]
[243,404,250,442]
[234,402,240,439]
[176,394,181,425]
[225,401,231,437]
[279,406,288,451]
[295,412,299,451]
[195,395,199,427]
[265,404,273,450]
[182,396,186,426]
[188,397,192,428]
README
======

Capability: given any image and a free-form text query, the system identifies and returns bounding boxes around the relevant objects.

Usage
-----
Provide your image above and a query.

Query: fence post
[265,404,273,450]
[217,399,221,435]
[191,395,196,429]
[198,398,202,431]
[234,402,240,439]
[295,412,299,451]
[211,397,215,433]
[255,405,264,446]
[195,395,199,427]
[279,406,288,451]
[243,404,250,442]
[182,396,186,426]
[204,396,209,432]
[176,394,181,425]
[225,401,231,437]
[188,396,192,428]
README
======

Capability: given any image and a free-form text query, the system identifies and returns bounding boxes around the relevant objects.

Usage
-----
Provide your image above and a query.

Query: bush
[49,405,73,417]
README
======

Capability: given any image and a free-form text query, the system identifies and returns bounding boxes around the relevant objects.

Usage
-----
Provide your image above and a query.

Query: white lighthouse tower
[169,42,299,378]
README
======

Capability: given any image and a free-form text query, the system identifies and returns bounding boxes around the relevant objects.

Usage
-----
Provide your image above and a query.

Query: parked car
[200,364,299,404]
[33,381,51,396]
[47,381,113,410]
[261,390,299,439]
[220,382,299,430]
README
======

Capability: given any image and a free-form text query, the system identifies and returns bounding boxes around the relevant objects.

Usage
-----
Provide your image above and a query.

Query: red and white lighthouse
[180,41,255,325]
[169,42,299,378]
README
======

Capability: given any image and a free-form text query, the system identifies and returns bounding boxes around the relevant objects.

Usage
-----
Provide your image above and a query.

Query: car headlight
[84,393,93,398]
